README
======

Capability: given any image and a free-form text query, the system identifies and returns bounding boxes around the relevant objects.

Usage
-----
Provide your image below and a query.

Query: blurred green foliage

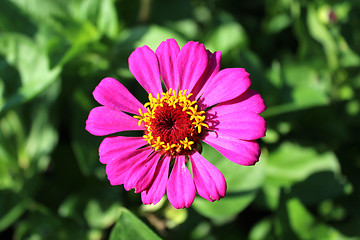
[1,0,360,239]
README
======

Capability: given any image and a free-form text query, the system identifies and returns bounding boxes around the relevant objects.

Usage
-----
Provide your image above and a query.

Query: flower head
[85,39,266,209]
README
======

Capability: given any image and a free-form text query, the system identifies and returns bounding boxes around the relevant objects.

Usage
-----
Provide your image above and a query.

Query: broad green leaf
[109,208,161,240]
[0,34,61,115]
[192,144,264,220]
[205,22,248,55]
[263,62,330,117]
[68,0,120,39]
[266,142,340,184]
[262,142,341,209]
[11,0,120,39]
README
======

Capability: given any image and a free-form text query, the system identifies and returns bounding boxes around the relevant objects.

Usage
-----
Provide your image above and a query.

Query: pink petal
[189,151,226,202]
[99,136,146,164]
[207,108,266,140]
[124,152,161,193]
[177,41,208,92]
[128,45,163,95]
[215,89,266,114]
[156,39,180,91]
[106,147,153,186]
[192,51,222,99]
[85,106,143,136]
[93,77,146,115]
[200,68,251,107]
[167,155,195,209]
[204,132,260,166]
[141,156,171,205]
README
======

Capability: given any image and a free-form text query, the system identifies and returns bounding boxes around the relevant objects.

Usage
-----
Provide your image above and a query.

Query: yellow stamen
[133,89,208,155]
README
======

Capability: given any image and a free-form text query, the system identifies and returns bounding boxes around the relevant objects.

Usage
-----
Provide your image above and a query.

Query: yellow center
[134,89,208,155]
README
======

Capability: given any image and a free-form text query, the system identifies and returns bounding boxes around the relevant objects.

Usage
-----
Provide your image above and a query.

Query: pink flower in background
[85,39,266,209]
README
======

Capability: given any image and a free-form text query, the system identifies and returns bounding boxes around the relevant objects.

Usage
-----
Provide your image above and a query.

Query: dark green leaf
[109,208,162,240]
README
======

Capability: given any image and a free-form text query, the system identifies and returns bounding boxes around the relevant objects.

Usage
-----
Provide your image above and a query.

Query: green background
[1,0,360,239]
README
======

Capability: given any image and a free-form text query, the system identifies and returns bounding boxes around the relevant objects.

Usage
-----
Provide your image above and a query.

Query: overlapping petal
[200,68,251,107]
[124,152,161,193]
[93,77,146,115]
[106,147,153,186]
[204,132,260,166]
[141,156,171,205]
[192,51,222,99]
[99,136,146,164]
[190,151,226,202]
[207,108,266,140]
[156,39,180,91]
[177,41,208,92]
[128,45,163,95]
[167,155,195,209]
[85,106,143,136]
[215,89,266,114]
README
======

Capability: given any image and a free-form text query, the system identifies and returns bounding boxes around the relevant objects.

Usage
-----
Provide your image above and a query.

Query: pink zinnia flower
[85,39,266,209]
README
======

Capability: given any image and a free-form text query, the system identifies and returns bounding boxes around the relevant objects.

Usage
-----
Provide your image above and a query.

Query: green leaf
[84,200,122,229]
[262,142,341,209]
[14,206,85,240]
[109,208,161,240]
[67,0,120,39]
[10,0,67,22]
[0,110,26,190]
[292,171,350,205]
[11,0,120,38]
[248,217,272,240]
[192,144,264,220]
[266,142,340,184]
[0,190,28,231]
[0,0,37,34]
[133,25,187,51]
[307,4,338,69]
[266,14,292,33]
[276,193,356,240]
[0,34,61,115]
[286,197,316,240]
[263,62,330,117]
[205,22,248,55]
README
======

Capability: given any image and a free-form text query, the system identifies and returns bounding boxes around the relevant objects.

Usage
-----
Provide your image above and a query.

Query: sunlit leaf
[0,34,61,114]
[205,22,248,55]
[263,62,330,117]
[134,25,187,50]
